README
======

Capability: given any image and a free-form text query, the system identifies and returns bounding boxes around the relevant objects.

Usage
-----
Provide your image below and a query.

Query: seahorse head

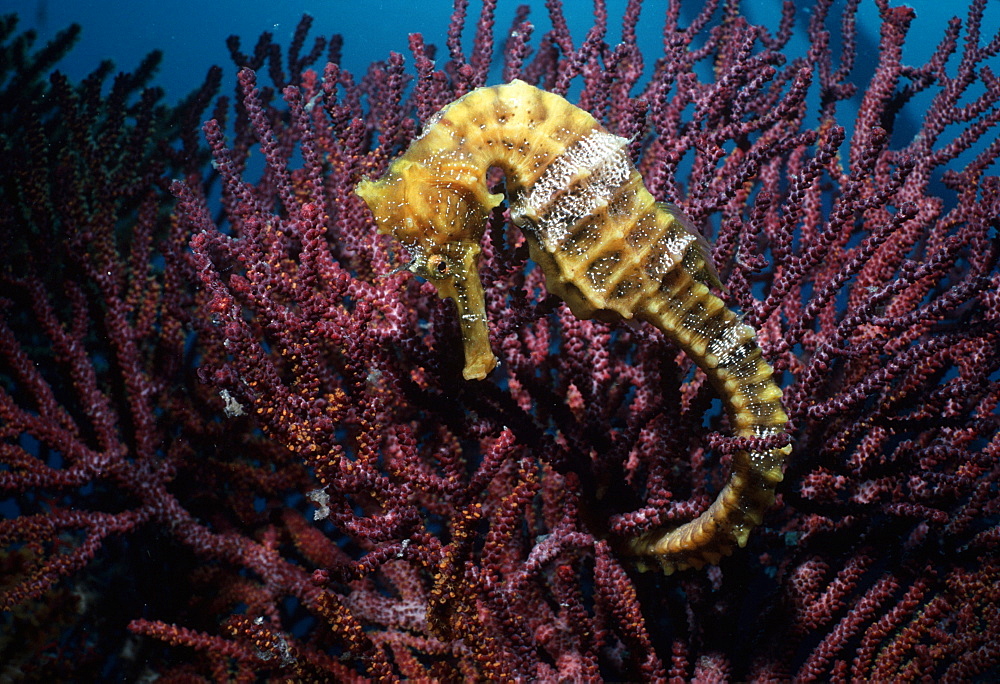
[357,157,504,380]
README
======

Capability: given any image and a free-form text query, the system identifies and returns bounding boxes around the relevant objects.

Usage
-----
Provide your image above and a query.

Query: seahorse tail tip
[639,545,738,575]
[624,467,786,573]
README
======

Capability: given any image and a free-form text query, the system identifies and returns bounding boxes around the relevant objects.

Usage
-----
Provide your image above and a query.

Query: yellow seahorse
[356,79,790,574]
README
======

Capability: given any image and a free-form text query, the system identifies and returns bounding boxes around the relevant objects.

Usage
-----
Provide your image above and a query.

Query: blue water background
[8,0,996,106]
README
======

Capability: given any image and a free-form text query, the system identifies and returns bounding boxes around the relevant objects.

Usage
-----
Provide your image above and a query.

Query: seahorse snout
[423,242,496,381]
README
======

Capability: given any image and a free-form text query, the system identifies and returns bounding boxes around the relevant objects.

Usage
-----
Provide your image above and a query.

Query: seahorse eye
[425,254,452,278]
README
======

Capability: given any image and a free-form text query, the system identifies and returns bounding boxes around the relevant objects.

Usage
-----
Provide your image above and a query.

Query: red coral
[2,1,999,680]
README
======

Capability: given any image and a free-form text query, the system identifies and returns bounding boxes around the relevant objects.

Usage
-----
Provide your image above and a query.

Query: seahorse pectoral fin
[427,242,497,381]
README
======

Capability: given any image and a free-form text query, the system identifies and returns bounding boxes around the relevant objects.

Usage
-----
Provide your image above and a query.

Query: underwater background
[19,0,992,100]
[3,0,999,680]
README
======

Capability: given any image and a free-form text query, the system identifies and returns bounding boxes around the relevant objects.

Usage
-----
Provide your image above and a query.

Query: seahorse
[356,79,790,574]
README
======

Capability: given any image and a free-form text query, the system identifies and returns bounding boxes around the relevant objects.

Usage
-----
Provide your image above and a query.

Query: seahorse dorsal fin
[657,202,725,292]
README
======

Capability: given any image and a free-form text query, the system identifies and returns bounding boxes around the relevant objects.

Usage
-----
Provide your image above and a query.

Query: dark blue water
[13,0,994,105]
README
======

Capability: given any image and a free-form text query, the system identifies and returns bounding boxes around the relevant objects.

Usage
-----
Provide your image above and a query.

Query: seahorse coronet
[356,79,791,573]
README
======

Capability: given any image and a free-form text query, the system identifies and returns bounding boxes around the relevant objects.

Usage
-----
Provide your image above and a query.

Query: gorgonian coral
[2,1,998,679]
